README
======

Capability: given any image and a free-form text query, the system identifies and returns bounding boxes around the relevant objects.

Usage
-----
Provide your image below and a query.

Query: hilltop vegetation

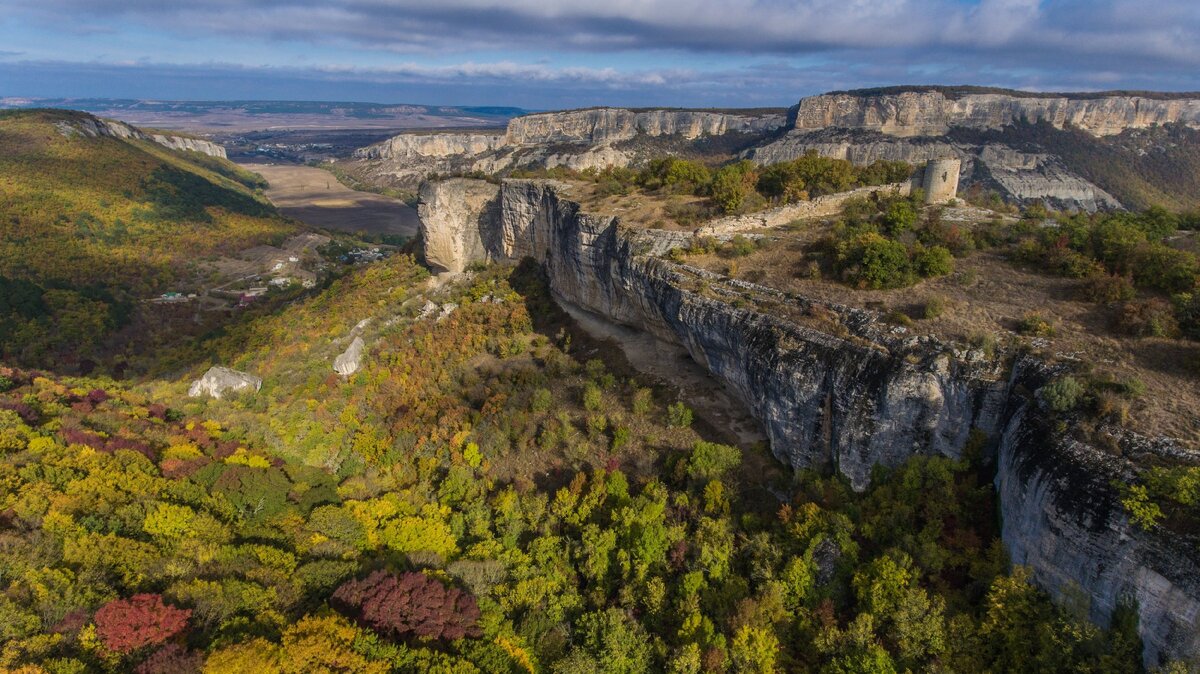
[0,109,299,369]
[513,152,912,227]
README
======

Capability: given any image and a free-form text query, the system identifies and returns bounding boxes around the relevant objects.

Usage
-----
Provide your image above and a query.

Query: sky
[1,0,1198,109]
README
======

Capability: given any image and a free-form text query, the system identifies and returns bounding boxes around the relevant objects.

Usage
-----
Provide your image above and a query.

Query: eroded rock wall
[793,91,1200,137]
[504,108,787,145]
[352,107,788,187]
[747,130,1122,210]
[418,177,1200,666]
[62,116,228,158]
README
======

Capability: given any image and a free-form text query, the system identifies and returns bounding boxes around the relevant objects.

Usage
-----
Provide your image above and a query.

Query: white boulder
[187,366,262,399]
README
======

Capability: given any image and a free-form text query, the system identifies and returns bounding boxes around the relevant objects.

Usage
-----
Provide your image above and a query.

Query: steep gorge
[419,177,1200,666]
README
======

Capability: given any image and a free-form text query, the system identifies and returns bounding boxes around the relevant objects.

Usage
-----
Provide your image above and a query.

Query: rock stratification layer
[791,90,1200,138]
[748,88,1200,210]
[57,115,228,158]
[352,107,788,187]
[418,177,1200,666]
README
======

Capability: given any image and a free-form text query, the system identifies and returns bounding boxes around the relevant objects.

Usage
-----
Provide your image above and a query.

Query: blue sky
[1,0,1198,108]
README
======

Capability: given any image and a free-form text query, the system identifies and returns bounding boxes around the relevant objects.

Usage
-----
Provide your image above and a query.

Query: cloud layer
[2,0,1198,106]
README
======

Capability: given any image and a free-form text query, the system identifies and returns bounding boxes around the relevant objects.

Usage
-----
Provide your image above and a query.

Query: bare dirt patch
[561,181,715,231]
[247,163,420,236]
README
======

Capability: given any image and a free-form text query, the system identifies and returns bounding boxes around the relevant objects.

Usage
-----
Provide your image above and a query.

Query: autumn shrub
[632,388,653,416]
[1132,243,1198,294]
[912,244,954,278]
[839,233,913,289]
[923,296,947,320]
[332,570,482,641]
[687,441,742,481]
[582,383,603,412]
[723,235,757,258]
[94,594,191,654]
[1017,313,1056,338]
[1115,299,1180,338]
[1081,272,1136,304]
[881,200,918,235]
[1174,292,1200,340]
[667,402,694,428]
[1042,376,1084,413]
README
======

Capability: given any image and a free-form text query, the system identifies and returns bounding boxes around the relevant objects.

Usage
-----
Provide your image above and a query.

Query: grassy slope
[0,109,297,293]
[0,109,301,368]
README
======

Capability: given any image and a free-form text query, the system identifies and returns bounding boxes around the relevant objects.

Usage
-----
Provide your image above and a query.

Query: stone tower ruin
[922,158,961,204]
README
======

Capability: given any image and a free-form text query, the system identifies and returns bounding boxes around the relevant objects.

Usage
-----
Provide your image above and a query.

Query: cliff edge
[417,177,1200,666]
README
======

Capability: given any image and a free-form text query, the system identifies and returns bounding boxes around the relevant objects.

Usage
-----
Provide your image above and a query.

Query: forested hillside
[0,254,1153,673]
[0,110,298,368]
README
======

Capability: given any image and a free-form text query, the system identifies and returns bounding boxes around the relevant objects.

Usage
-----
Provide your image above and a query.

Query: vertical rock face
[418,177,1200,666]
[352,107,788,188]
[503,108,787,145]
[996,384,1200,666]
[792,91,1200,137]
[355,132,506,160]
[416,179,501,273]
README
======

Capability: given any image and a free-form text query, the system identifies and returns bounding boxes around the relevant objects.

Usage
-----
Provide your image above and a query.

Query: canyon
[417,177,1200,667]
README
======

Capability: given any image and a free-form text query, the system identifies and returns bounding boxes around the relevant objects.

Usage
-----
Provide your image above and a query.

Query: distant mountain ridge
[0,97,526,120]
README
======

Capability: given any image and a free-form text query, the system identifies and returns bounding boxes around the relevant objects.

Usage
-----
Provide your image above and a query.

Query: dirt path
[244,163,420,237]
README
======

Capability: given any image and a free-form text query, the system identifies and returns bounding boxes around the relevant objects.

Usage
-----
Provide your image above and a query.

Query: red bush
[134,644,202,674]
[332,570,482,641]
[94,594,191,654]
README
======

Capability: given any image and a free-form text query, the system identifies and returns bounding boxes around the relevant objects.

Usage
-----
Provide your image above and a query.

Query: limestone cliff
[749,128,1122,210]
[504,108,787,145]
[58,115,228,158]
[791,90,1200,138]
[351,107,787,187]
[418,177,1200,666]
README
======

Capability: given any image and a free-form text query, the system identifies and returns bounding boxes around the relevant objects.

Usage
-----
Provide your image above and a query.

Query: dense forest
[1,108,1196,673]
[0,254,1168,673]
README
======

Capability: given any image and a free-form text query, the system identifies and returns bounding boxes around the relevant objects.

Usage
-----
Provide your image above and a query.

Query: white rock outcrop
[333,337,366,376]
[352,107,788,188]
[58,115,227,158]
[791,90,1200,138]
[187,366,262,399]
